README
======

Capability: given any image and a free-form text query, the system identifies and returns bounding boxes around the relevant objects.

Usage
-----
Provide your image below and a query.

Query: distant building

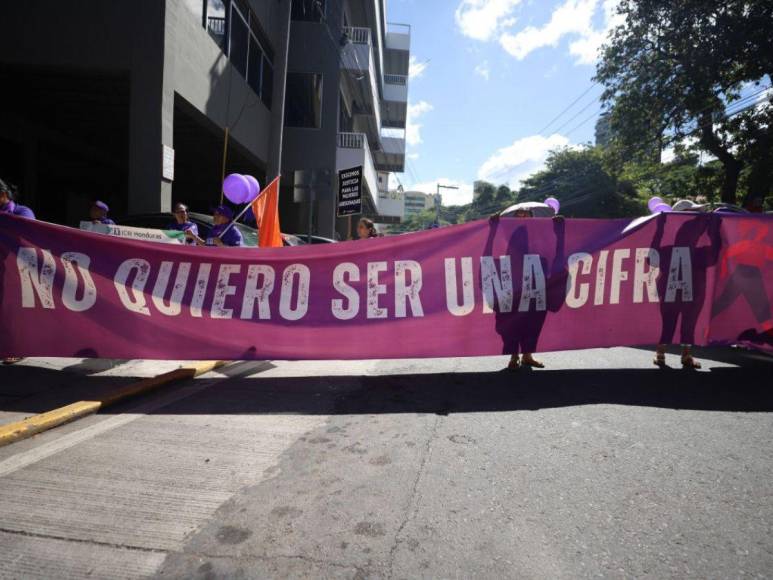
[403,191,434,217]
[377,187,404,214]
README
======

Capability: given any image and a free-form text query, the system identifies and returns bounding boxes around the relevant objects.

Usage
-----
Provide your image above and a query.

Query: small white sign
[80,221,185,244]
[162,145,175,181]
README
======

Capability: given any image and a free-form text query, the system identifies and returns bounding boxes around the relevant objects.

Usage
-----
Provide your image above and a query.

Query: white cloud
[499,0,597,61]
[409,56,428,79]
[408,178,475,206]
[455,0,522,41]
[477,133,572,187]
[456,0,623,65]
[474,61,491,80]
[406,101,433,147]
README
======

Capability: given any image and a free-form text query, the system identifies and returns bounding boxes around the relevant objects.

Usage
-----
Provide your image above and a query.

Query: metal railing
[343,26,372,45]
[207,16,226,37]
[338,132,368,149]
[384,74,407,85]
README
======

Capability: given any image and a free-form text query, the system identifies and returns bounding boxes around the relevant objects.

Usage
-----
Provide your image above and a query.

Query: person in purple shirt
[186,205,243,247]
[0,178,35,219]
[167,202,199,243]
[89,200,115,225]
[1,178,34,364]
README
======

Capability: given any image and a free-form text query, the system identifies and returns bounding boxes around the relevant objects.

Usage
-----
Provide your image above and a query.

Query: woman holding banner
[186,205,243,247]
[168,202,199,244]
[490,199,564,370]
[1,177,34,365]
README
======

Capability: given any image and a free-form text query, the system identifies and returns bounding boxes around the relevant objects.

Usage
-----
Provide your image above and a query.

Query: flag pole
[217,175,280,239]
[217,189,265,239]
[220,127,230,205]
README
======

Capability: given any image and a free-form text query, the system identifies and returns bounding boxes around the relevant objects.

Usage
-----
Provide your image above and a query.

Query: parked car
[290,234,338,244]
[121,212,307,247]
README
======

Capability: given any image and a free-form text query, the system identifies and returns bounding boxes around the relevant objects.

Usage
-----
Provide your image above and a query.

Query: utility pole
[435,183,459,227]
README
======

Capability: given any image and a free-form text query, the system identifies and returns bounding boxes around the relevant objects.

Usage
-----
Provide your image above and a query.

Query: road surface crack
[192,551,359,572]
[0,526,168,554]
[387,414,441,579]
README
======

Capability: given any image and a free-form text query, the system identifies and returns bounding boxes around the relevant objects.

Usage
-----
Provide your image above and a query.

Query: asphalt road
[1,347,772,579]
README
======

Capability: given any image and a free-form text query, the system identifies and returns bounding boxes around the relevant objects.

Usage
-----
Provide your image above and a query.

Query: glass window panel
[261,57,274,109]
[229,6,248,78]
[247,38,262,95]
[285,73,323,128]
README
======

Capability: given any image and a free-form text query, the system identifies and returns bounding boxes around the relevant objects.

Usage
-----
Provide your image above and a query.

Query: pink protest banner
[1,213,771,360]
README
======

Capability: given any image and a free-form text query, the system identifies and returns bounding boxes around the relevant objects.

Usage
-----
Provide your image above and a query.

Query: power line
[536,82,599,135]
[487,84,772,188]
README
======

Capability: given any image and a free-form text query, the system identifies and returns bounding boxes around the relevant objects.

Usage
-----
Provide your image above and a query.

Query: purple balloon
[244,175,261,202]
[652,202,672,214]
[647,196,664,213]
[544,197,560,213]
[223,173,250,205]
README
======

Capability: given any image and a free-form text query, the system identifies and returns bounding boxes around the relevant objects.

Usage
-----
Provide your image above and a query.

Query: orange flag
[252,176,283,248]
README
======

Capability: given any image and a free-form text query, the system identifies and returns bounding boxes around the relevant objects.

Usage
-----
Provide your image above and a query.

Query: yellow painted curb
[0,360,227,447]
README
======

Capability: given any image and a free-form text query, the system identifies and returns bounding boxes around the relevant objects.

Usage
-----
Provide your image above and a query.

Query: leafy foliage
[518,147,642,218]
[595,0,773,203]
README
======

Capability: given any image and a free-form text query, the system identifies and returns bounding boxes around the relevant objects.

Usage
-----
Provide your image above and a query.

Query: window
[229,4,249,77]
[247,39,262,95]
[203,0,274,109]
[285,73,323,128]
[292,0,325,22]
[261,56,274,109]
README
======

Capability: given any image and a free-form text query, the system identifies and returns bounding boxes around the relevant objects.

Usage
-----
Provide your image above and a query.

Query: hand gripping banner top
[1,212,771,360]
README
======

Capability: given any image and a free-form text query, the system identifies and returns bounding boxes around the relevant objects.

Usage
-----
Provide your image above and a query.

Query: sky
[386,0,624,206]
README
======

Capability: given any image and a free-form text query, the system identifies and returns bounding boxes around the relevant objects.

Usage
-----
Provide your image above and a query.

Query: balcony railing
[207,16,226,48]
[384,74,407,86]
[338,132,368,149]
[343,26,372,45]
[208,16,226,36]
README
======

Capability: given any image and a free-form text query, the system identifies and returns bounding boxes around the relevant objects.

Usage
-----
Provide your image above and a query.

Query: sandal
[653,352,666,367]
[2,357,24,365]
[681,355,701,370]
[506,356,521,371]
[521,356,545,369]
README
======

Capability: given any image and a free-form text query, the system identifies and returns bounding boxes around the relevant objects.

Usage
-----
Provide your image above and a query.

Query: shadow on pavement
[2,348,771,418]
[164,363,773,417]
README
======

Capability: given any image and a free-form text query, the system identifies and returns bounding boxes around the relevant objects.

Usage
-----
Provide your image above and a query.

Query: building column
[127,0,173,215]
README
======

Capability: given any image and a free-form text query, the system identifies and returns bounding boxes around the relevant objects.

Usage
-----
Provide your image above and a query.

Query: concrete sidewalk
[0,358,188,428]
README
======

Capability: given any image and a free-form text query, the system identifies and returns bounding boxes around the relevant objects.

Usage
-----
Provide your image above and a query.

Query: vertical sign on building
[337,166,362,217]
[162,145,175,181]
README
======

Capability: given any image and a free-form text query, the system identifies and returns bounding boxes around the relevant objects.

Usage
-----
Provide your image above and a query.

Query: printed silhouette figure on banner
[712,220,773,346]
[652,213,721,353]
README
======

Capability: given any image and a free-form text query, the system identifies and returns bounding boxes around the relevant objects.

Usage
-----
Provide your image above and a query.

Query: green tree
[518,147,643,217]
[473,181,496,204]
[595,0,773,204]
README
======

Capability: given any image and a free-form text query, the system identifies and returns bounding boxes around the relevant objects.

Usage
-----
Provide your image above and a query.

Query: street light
[435,183,459,226]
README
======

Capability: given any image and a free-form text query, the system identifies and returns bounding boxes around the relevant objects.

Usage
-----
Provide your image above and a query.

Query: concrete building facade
[0,0,408,238]
[280,0,410,239]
